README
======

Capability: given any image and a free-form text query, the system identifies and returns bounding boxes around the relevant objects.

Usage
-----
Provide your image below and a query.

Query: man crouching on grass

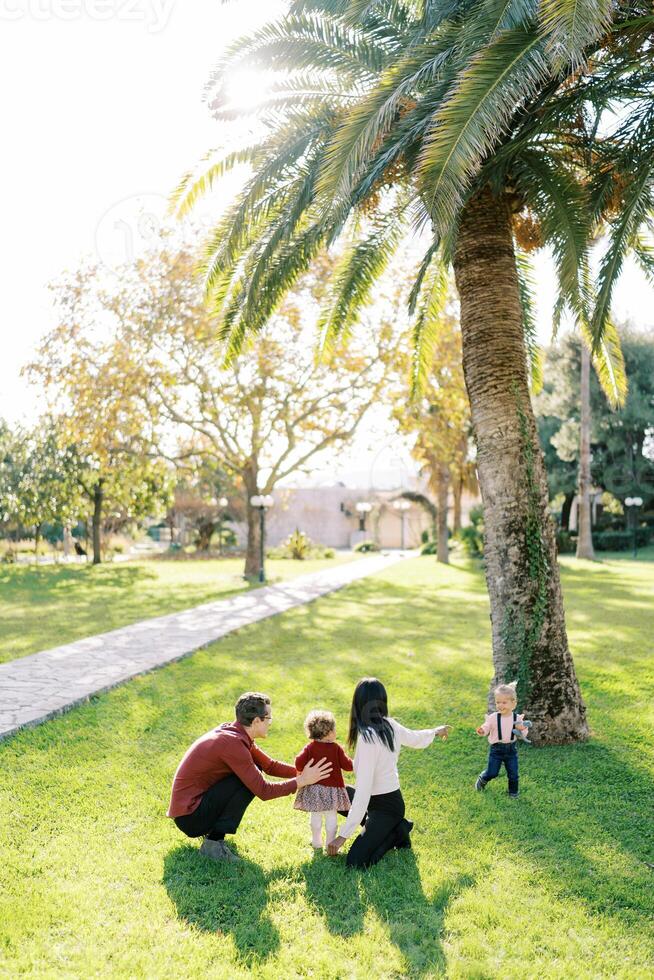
[167,692,332,862]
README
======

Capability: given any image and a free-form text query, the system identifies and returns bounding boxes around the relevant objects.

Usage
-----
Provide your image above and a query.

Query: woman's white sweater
[340,718,437,839]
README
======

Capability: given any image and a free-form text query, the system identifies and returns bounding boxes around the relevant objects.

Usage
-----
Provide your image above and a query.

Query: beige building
[234,484,480,550]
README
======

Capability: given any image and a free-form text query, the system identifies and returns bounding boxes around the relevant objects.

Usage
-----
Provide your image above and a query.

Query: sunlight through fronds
[170,0,654,386]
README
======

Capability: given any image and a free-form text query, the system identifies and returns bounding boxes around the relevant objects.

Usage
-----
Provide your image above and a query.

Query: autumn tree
[12,420,84,554]
[166,458,242,552]
[57,245,395,577]
[24,267,173,564]
[392,283,475,562]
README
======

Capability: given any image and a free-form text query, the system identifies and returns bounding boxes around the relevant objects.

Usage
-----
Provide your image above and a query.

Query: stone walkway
[0,552,410,740]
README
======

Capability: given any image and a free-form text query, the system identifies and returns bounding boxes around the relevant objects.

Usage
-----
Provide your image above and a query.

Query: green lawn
[0,554,358,664]
[1,554,652,978]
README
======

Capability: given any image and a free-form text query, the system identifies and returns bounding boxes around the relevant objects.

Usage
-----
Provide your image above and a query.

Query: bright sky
[1,2,653,487]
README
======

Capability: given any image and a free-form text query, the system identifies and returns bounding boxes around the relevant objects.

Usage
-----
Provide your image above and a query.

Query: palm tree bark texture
[453,187,588,744]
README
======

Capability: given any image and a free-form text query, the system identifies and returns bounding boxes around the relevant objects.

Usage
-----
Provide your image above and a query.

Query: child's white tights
[310,810,338,847]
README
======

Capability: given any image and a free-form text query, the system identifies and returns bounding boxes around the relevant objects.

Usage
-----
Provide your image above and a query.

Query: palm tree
[576,342,595,559]
[172,1,653,742]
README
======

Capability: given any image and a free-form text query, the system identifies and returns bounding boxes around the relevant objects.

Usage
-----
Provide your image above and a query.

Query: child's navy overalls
[480,711,519,795]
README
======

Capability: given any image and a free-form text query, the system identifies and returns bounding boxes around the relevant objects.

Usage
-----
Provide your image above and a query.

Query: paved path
[0,552,410,741]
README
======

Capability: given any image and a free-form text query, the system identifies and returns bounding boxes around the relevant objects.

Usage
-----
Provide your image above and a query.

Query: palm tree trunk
[92,480,104,566]
[452,187,588,744]
[576,343,595,560]
[437,464,449,564]
[561,492,574,530]
[453,473,463,534]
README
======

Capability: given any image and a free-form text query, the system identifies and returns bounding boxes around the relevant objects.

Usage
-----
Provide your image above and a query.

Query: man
[167,691,332,861]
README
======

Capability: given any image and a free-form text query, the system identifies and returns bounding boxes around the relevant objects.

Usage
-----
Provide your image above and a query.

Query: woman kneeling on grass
[327,677,451,869]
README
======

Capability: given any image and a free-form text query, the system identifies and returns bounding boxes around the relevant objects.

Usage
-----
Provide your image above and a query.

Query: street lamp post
[393,499,411,550]
[625,496,643,558]
[355,501,372,533]
[250,494,274,582]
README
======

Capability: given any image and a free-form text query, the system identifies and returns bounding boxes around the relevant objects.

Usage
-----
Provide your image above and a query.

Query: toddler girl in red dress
[294,709,353,850]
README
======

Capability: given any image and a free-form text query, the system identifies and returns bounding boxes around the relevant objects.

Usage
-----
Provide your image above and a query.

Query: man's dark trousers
[174,775,254,841]
[480,743,519,794]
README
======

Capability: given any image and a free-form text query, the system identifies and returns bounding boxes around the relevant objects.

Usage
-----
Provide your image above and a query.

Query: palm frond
[578,316,627,409]
[589,102,654,347]
[515,249,543,393]
[459,0,540,51]
[208,75,360,125]
[199,114,331,292]
[551,290,567,338]
[168,146,258,218]
[317,212,405,356]
[410,261,450,398]
[221,221,329,364]
[632,232,654,285]
[315,31,456,212]
[512,149,590,319]
[206,14,391,91]
[539,0,615,68]
[417,29,551,234]
[408,237,440,315]
[591,168,654,349]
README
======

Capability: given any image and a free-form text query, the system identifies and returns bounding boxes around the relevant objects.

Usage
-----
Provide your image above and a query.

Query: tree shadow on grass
[462,738,654,933]
[163,844,280,967]
[301,848,472,978]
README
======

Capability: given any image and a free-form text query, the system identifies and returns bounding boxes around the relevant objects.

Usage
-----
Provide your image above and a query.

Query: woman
[327,677,451,868]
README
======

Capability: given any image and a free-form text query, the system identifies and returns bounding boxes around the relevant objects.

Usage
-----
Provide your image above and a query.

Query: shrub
[267,531,335,560]
[284,529,312,560]
[354,540,379,553]
[458,526,483,557]
[593,527,652,551]
[457,506,484,557]
[266,546,287,559]
[595,513,623,532]
[421,540,437,555]
[556,529,576,554]
[592,530,632,551]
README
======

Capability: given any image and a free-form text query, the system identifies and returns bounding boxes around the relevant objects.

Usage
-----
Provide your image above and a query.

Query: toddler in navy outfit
[475,682,530,798]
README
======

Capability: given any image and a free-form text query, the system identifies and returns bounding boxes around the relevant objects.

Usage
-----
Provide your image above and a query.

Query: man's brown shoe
[199,838,240,862]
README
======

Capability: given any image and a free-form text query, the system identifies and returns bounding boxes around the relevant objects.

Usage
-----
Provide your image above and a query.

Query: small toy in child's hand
[513,719,532,744]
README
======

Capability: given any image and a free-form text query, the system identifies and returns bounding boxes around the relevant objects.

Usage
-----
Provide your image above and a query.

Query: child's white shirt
[339,718,437,839]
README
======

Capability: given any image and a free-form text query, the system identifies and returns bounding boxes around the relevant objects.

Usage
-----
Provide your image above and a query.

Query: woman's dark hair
[348,678,395,752]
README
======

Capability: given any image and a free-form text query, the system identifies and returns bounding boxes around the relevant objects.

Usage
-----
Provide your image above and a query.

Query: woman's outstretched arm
[392,719,451,748]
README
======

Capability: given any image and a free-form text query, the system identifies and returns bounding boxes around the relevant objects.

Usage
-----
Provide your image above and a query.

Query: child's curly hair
[304,709,336,740]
